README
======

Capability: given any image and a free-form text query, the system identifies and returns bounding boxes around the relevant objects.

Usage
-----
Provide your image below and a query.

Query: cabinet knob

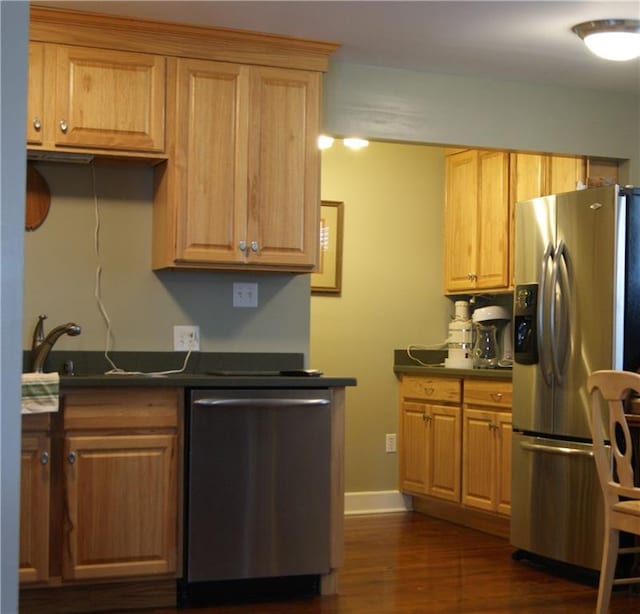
[33,117,42,131]
[467,273,477,281]
[239,241,248,255]
[59,119,68,134]
[67,451,77,465]
[490,392,503,402]
[423,387,434,396]
[40,451,49,465]
[250,241,259,253]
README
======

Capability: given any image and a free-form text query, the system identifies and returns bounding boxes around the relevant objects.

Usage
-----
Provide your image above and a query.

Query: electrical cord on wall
[90,165,192,376]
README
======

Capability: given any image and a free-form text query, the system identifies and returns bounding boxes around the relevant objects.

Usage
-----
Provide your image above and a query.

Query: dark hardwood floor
[150,512,639,614]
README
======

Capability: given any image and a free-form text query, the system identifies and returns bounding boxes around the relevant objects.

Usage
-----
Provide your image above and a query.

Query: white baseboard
[344,490,413,515]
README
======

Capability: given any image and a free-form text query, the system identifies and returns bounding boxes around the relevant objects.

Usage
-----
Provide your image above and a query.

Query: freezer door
[512,195,555,433]
[510,433,604,570]
[553,187,618,439]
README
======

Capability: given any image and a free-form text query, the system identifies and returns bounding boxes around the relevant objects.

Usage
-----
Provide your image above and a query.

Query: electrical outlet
[173,325,200,351]
[233,282,258,308]
[385,433,397,453]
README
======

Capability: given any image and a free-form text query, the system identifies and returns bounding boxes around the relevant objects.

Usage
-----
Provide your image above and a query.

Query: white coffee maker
[471,305,513,368]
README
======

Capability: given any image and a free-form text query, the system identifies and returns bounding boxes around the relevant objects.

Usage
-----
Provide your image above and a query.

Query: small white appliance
[444,301,474,369]
[471,305,513,367]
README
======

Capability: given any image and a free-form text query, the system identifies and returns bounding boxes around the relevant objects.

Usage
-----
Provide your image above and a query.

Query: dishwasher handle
[193,398,331,408]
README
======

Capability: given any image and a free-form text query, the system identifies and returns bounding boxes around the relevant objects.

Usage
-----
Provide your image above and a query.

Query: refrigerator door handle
[538,243,554,386]
[519,440,594,458]
[550,240,571,385]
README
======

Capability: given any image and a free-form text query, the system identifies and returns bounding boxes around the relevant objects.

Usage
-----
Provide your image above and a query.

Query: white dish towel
[21,372,60,414]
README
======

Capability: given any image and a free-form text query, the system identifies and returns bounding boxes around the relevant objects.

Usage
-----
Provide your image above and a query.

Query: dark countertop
[60,373,357,389]
[26,351,357,389]
[394,348,512,380]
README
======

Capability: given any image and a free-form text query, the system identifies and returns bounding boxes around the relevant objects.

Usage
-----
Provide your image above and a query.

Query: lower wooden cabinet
[62,432,177,580]
[462,408,512,515]
[20,414,51,584]
[399,376,462,502]
[398,374,512,534]
[400,401,461,501]
[461,378,512,516]
[19,387,182,587]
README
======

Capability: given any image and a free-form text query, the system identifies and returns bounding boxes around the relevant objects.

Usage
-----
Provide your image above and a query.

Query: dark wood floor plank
[148,512,639,614]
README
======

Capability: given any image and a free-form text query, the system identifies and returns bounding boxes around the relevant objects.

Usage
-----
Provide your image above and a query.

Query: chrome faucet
[31,314,81,373]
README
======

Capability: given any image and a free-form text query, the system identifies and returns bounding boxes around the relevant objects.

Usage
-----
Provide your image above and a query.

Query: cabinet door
[427,404,461,502]
[510,152,547,203]
[19,432,50,584]
[548,155,586,194]
[509,152,546,287]
[62,433,177,580]
[173,58,250,264]
[476,150,510,290]
[247,66,321,269]
[157,61,320,272]
[496,413,512,516]
[54,46,165,152]
[399,401,428,494]
[462,408,496,511]
[27,43,45,145]
[444,150,478,292]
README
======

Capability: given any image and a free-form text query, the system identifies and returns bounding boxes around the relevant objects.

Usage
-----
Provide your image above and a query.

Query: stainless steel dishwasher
[185,387,332,584]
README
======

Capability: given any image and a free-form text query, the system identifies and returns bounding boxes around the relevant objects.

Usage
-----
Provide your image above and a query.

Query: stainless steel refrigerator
[510,185,640,571]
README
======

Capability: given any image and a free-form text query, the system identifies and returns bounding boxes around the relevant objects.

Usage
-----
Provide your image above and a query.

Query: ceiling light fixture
[572,19,640,61]
[343,138,369,150]
[317,135,335,150]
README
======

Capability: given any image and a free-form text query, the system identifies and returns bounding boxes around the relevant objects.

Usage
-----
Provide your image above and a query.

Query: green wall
[21,60,640,500]
[313,141,448,492]
[323,62,640,181]
[317,62,639,495]
[23,163,311,359]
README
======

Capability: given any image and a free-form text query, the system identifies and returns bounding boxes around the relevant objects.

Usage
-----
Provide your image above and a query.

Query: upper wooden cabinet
[446,150,618,294]
[27,42,166,157]
[508,152,588,286]
[152,58,321,271]
[28,5,337,273]
[547,154,587,194]
[444,149,510,294]
[510,152,586,204]
[27,43,45,146]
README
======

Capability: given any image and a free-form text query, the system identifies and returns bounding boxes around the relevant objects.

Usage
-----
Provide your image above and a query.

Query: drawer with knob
[401,376,461,404]
[463,378,512,409]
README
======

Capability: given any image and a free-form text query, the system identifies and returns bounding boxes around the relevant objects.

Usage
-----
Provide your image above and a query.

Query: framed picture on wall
[311,200,344,295]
